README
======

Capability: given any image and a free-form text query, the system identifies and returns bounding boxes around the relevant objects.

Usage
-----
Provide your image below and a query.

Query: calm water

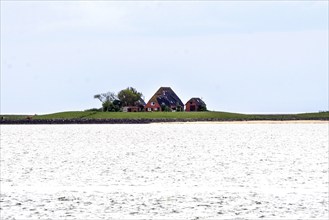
[0,123,328,219]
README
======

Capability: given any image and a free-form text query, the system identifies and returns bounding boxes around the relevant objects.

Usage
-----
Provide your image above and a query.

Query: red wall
[145,102,161,111]
[185,101,198,112]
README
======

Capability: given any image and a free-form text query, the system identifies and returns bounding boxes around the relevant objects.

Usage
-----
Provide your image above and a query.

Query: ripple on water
[1,124,328,219]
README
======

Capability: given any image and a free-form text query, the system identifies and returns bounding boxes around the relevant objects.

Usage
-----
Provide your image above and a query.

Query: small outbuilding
[122,98,146,112]
[122,106,141,112]
[185,98,207,111]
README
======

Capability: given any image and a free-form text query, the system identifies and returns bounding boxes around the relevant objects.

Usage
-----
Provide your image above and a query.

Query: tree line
[94,87,143,112]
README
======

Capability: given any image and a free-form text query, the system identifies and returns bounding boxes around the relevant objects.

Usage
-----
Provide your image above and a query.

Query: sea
[0,123,328,219]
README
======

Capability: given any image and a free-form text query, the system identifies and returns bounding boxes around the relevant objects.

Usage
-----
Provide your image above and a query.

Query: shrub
[84,108,101,112]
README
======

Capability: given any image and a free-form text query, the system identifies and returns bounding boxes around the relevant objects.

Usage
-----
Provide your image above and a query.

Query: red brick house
[185,98,207,111]
[122,106,141,112]
[145,87,184,112]
[122,98,146,112]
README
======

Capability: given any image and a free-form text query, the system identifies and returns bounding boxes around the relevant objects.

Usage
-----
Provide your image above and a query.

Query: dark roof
[148,87,184,107]
[136,98,146,106]
[186,98,206,106]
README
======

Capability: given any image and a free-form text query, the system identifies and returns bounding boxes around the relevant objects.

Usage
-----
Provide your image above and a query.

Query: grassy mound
[29,111,329,120]
[1,111,328,122]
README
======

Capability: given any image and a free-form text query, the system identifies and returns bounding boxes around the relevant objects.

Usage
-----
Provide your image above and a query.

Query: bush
[84,108,101,112]
[161,104,171,112]
[199,105,207,111]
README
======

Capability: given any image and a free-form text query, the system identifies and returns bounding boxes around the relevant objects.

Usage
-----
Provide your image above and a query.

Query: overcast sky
[1,0,328,114]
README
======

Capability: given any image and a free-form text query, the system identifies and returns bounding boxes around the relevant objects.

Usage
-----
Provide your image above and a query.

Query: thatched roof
[148,87,184,107]
[186,98,206,107]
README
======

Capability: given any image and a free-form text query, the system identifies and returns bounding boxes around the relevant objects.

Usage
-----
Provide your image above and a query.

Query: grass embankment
[2,111,328,121]
[33,111,252,120]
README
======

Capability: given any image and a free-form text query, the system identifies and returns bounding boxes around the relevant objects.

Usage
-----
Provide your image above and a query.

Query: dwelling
[145,87,184,112]
[185,98,207,111]
[122,106,141,112]
[122,98,146,112]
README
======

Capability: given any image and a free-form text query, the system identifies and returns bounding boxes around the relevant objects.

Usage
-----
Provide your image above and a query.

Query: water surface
[1,123,328,219]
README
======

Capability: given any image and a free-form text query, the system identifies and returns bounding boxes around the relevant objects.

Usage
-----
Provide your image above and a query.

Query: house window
[148,108,152,111]
[151,102,155,106]
[154,108,158,111]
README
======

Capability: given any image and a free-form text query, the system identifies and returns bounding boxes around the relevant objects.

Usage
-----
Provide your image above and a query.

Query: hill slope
[1,111,328,123]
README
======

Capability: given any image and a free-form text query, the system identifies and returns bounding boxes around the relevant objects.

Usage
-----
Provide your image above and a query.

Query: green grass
[27,111,247,120]
[84,111,247,119]
[2,111,325,121]
[296,112,329,119]
[32,111,97,120]
[1,111,328,121]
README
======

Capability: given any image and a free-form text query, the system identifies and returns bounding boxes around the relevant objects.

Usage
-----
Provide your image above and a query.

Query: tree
[117,87,143,107]
[102,100,112,112]
[94,91,121,112]
[94,92,117,103]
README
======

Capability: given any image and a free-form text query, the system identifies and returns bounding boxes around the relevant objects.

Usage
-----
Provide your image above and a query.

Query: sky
[1,0,328,114]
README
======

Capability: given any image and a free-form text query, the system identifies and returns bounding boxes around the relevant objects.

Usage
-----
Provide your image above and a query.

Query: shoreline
[172,120,328,124]
[1,118,328,125]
